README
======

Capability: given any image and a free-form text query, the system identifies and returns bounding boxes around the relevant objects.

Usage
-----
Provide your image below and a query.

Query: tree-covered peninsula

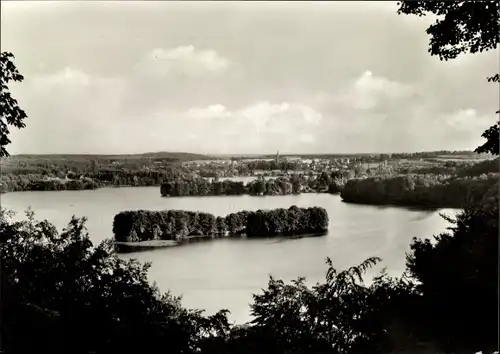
[341,172,498,209]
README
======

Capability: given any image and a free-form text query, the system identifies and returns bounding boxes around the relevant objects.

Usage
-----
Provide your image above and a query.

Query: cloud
[7,65,497,155]
[4,1,498,155]
[328,70,415,110]
[134,45,231,78]
[298,133,316,144]
[444,108,493,132]
[32,67,91,88]
[9,67,129,154]
[306,71,496,153]
[411,108,497,151]
[186,104,231,120]
[11,66,326,153]
[439,108,496,152]
[240,101,322,128]
[353,70,413,97]
[180,101,323,153]
[185,101,322,132]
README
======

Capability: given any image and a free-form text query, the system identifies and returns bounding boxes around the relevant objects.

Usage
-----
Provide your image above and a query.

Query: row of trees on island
[113,206,329,243]
[341,172,499,208]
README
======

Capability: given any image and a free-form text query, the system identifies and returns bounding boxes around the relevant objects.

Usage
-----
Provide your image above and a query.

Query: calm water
[1,186,457,324]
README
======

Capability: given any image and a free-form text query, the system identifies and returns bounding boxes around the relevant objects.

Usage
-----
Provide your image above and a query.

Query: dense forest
[0,168,188,192]
[341,172,498,208]
[159,176,319,197]
[160,179,247,197]
[0,167,338,195]
[0,152,201,192]
[113,206,329,244]
[395,158,499,177]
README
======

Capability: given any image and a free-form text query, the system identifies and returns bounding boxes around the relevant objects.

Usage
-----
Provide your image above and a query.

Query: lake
[1,186,457,324]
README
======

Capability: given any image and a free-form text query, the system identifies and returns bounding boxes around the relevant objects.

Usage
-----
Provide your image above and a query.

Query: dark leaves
[0,209,231,354]
[405,189,499,350]
[1,52,28,157]
[397,1,500,61]
[246,256,390,354]
[475,122,499,155]
[487,73,500,82]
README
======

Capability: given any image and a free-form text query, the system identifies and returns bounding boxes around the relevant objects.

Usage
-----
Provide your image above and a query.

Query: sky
[1,1,499,155]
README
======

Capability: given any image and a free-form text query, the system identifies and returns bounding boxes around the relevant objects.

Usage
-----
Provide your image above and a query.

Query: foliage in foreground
[0,210,230,354]
[0,208,402,353]
[405,179,499,352]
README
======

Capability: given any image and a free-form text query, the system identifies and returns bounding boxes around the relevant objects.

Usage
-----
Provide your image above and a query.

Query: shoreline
[114,232,329,253]
[339,199,462,211]
[1,184,464,211]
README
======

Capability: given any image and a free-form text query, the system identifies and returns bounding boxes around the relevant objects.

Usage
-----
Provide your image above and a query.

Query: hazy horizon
[4,149,483,158]
[2,1,498,155]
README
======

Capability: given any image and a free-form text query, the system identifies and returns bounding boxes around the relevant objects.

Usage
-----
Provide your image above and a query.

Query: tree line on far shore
[0,168,186,193]
[2,165,497,211]
[113,206,329,243]
[341,172,498,208]
[159,174,347,197]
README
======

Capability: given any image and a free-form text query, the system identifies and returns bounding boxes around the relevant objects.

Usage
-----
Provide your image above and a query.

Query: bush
[404,180,499,352]
[0,209,230,354]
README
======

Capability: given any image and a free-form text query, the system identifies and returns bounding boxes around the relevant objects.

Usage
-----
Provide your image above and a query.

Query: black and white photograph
[0,1,499,353]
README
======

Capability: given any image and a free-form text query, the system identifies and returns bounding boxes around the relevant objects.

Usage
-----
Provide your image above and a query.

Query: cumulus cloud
[444,108,493,132]
[4,1,498,155]
[9,67,129,154]
[327,70,416,110]
[240,101,322,128]
[353,70,413,97]
[32,67,91,88]
[306,70,497,153]
[186,104,231,120]
[185,101,322,132]
[134,45,231,78]
[6,65,496,155]
[10,66,326,154]
[180,101,323,153]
